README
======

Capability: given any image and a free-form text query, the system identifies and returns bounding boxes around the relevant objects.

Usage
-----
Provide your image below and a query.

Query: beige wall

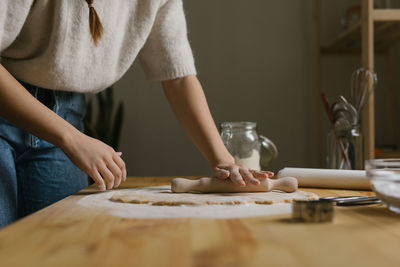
[113,0,399,176]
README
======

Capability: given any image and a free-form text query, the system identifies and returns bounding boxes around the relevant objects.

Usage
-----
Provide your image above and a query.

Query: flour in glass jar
[234,149,261,170]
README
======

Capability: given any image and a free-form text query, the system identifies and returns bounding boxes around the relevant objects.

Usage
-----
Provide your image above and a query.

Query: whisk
[350,68,377,117]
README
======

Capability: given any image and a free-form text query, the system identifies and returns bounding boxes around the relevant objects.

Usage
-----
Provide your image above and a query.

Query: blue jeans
[0,81,88,228]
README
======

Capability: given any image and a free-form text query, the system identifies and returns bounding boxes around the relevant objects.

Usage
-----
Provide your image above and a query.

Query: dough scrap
[110,186,318,206]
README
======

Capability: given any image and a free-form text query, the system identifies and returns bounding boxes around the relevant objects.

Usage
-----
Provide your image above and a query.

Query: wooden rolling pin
[171,177,298,193]
[276,168,370,189]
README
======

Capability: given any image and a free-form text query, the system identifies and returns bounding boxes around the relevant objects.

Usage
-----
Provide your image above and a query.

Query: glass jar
[326,124,363,170]
[219,121,278,170]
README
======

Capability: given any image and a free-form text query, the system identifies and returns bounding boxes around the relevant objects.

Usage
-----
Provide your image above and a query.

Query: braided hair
[85,0,103,45]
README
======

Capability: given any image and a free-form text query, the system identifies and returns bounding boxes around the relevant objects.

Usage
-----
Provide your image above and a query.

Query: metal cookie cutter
[292,199,334,223]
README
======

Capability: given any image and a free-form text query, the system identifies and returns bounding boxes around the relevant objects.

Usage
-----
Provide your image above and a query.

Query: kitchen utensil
[334,116,352,132]
[276,168,371,190]
[321,93,352,169]
[327,95,362,169]
[358,71,377,115]
[331,97,358,126]
[350,68,377,115]
[320,196,381,206]
[292,199,334,223]
[171,177,298,193]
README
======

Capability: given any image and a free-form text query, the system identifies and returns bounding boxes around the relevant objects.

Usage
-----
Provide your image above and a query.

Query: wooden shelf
[315,1,400,163]
[374,9,400,21]
[375,150,400,159]
[321,21,400,55]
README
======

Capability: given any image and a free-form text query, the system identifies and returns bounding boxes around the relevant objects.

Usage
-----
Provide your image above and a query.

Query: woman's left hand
[212,163,274,187]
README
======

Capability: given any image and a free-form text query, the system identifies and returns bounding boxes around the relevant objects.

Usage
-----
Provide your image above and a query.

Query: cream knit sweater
[0,0,196,93]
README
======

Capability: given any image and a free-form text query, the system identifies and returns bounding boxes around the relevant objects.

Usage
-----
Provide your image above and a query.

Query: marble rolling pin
[171,177,298,193]
[276,168,370,190]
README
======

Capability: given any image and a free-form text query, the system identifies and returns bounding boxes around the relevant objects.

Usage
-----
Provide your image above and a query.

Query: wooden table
[0,177,399,267]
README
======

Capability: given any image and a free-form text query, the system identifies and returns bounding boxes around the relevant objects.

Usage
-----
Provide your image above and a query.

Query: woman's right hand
[60,130,126,191]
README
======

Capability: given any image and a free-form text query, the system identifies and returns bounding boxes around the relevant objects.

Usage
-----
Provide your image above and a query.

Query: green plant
[83,86,124,150]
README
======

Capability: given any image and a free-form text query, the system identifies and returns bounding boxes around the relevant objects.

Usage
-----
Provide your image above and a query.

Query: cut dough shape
[110,186,318,206]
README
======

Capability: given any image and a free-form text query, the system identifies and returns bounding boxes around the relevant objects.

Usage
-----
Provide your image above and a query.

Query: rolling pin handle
[269,177,298,193]
[171,178,201,193]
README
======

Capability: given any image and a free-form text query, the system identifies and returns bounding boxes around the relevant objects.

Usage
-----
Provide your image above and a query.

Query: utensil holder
[327,124,363,170]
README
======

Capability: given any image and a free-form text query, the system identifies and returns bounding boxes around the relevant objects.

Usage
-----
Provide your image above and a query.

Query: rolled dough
[77,190,297,219]
[110,186,318,206]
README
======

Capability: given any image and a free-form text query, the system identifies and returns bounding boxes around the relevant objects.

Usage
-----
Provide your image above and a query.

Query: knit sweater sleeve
[138,0,197,81]
[0,0,34,54]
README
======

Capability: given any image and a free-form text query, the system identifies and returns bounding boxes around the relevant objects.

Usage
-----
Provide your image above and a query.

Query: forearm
[0,64,78,148]
[162,75,234,166]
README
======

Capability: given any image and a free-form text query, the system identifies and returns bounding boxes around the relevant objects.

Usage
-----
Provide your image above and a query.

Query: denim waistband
[17,80,86,131]
[19,81,55,110]
[19,81,85,113]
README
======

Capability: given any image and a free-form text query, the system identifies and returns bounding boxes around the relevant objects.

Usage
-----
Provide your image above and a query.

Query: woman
[0,0,272,228]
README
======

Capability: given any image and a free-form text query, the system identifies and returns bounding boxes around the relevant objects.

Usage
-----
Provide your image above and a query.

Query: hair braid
[85,0,104,45]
